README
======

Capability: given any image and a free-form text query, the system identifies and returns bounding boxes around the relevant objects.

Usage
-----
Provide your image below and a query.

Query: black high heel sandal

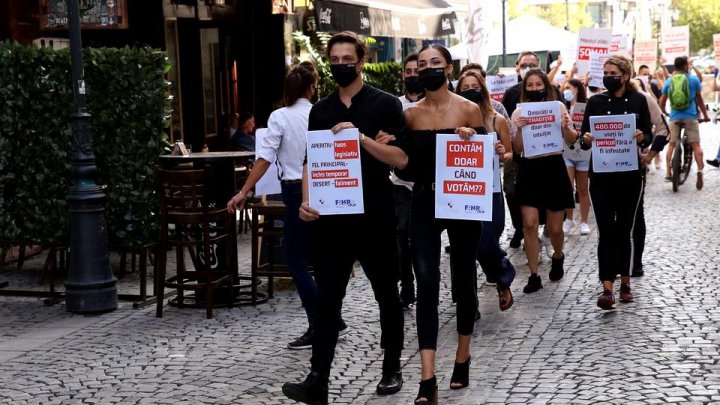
[450,356,470,389]
[414,375,438,404]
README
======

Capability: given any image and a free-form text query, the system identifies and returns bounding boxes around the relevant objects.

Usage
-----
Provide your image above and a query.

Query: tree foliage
[509,0,594,33]
[672,0,720,53]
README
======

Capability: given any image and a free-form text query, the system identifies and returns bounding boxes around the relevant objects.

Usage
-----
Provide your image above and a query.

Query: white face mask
[519,68,530,80]
[563,90,575,102]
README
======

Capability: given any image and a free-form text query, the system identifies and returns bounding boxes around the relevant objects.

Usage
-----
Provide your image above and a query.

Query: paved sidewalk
[1,124,719,404]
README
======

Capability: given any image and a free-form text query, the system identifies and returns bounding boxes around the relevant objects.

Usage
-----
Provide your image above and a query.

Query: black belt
[281,179,302,185]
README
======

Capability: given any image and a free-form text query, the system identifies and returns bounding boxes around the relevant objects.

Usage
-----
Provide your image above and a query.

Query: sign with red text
[714,34,720,66]
[306,129,364,215]
[563,103,591,162]
[662,26,689,62]
[610,35,631,58]
[590,114,638,173]
[633,39,658,75]
[486,75,518,102]
[577,28,611,76]
[435,134,493,221]
[519,101,564,158]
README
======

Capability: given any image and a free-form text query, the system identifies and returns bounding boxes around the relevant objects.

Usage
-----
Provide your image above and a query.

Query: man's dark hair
[326,31,367,60]
[239,111,254,126]
[283,62,318,107]
[516,51,539,66]
[638,64,649,71]
[403,52,418,68]
[460,63,486,77]
[674,56,688,71]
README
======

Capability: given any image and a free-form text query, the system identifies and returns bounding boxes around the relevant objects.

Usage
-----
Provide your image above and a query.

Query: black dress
[516,153,575,212]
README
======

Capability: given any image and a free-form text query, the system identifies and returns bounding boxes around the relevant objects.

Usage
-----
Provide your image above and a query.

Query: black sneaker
[509,230,523,249]
[444,245,451,253]
[523,274,543,294]
[549,254,565,281]
[376,371,403,395]
[287,329,313,350]
[706,159,720,168]
[631,266,644,277]
[400,286,416,309]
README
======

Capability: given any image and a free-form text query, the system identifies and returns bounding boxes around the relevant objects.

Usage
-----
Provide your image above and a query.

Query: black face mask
[459,89,484,103]
[418,67,448,91]
[330,63,359,88]
[525,89,546,102]
[404,76,424,94]
[603,75,623,93]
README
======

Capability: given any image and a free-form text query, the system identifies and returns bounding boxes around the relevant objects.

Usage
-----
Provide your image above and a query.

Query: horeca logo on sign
[335,199,357,207]
[442,18,451,31]
[359,12,370,30]
[319,8,332,24]
[464,204,485,214]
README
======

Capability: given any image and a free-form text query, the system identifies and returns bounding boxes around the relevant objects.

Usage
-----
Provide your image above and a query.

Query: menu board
[40,0,129,30]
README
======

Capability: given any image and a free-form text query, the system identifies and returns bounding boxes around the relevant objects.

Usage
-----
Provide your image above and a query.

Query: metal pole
[565,0,570,31]
[65,0,117,313]
[502,0,506,67]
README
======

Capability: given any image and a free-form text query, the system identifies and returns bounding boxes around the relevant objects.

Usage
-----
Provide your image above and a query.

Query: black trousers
[393,185,415,295]
[310,214,404,376]
[411,185,482,350]
[589,173,644,282]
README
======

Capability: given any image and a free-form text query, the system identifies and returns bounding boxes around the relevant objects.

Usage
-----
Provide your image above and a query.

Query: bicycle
[670,121,692,192]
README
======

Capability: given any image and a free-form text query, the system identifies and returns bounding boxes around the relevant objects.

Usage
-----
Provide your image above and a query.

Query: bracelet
[360,133,366,143]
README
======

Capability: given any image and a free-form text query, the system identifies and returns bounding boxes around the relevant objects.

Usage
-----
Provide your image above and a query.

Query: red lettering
[595,139,616,147]
[311,169,349,179]
[335,178,358,188]
[578,46,608,60]
[443,181,486,195]
[526,115,556,125]
[334,140,359,160]
[446,141,484,168]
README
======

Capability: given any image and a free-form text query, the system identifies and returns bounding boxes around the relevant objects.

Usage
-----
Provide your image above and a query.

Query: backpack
[668,74,691,111]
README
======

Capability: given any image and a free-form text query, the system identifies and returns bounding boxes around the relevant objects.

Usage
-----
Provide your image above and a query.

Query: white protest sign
[662,26,690,62]
[633,39,658,75]
[571,102,586,130]
[486,75,517,103]
[253,129,282,196]
[435,134,494,221]
[588,51,610,88]
[577,28,611,76]
[306,129,364,215]
[563,103,591,162]
[610,35,631,58]
[714,34,720,66]
[590,115,638,173]
[519,101,564,158]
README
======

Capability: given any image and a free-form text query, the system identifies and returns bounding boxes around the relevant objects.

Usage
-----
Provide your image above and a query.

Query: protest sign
[253,129,282,196]
[563,103,591,162]
[577,28,611,76]
[571,102,586,130]
[610,35,631,58]
[714,34,720,66]
[588,51,610,88]
[435,134,494,221]
[519,101,564,158]
[306,128,364,215]
[486,75,517,102]
[590,114,638,173]
[662,26,689,62]
[633,39,658,75]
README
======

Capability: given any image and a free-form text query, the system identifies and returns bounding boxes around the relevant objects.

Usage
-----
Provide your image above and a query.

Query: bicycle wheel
[679,138,692,185]
[671,141,681,192]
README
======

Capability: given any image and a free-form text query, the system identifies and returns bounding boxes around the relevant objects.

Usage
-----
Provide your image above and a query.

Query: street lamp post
[64,0,117,313]
[502,0,506,67]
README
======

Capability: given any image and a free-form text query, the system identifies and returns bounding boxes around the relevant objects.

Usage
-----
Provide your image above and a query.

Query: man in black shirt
[282,31,408,405]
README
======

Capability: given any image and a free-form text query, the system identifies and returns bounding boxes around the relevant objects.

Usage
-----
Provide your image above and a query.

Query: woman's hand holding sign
[454,127,476,141]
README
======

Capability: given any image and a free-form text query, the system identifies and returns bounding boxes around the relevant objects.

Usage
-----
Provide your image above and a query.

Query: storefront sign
[590,114,638,173]
[519,101,564,158]
[306,129,364,215]
[435,134,493,221]
[40,0,128,30]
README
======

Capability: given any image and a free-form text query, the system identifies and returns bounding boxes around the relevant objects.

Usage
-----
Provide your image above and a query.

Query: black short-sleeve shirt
[308,84,406,218]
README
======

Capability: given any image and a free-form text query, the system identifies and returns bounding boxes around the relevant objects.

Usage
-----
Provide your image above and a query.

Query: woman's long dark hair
[566,78,588,103]
[283,61,318,107]
[520,69,556,102]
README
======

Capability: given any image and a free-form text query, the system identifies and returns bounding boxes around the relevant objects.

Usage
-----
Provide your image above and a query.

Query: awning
[314,0,457,39]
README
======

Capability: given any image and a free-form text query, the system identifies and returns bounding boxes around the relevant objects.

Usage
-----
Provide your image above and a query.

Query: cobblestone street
[1,124,719,405]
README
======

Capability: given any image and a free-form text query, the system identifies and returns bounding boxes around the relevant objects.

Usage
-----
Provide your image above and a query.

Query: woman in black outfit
[394,44,485,404]
[579,54,653,310]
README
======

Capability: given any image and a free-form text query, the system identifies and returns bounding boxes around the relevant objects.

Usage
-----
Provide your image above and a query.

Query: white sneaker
[562,219,574,234]
[541,232,553,258]
[580,223,591,235]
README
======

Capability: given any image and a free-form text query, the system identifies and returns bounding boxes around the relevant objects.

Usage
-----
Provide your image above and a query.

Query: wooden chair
[155,166,234,319]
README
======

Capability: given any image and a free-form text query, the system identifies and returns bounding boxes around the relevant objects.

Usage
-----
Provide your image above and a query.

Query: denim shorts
[564,157,590,171]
